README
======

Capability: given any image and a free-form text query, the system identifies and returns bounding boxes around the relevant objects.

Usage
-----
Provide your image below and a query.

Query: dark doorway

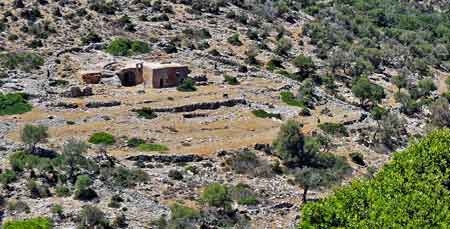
[119,71,138,87]
[160,78,164,88]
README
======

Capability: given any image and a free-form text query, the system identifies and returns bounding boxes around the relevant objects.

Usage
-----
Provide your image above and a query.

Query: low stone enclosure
[80,62,190,88]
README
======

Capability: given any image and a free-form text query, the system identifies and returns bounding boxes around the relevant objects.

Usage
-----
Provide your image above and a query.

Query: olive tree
[352,77,386,108]
[295,167,333,203]
[21,124,48,153]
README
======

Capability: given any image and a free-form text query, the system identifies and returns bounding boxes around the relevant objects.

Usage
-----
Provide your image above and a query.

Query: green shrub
[110,167,149,188]
[74,175,98,201]
[7,200,30,213]
[224,75,240,85]
[252,109,281,119]
[266,58,284,71]
[3,217,52,229]
[0,52,44,72]
[231,183,258,206]
[88,132,115,145]
[106,37,151,56]
[201,183,232,209]
[9,151,52,172]
[127,138,146,147]
[227,33,242,46]
[51,204,63,217]
[0,93,32,116]
[318,123,349,137]
[300,129,450,228]
[177,78,197,92]
[280,92,303,107]
[55,185,71,197]
[133,107,157,119]
[0,170,17,185]
[137,143,169,152]
[170,203,200,220]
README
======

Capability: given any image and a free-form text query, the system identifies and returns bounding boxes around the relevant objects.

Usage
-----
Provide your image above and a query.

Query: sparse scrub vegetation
[88,132,115,145]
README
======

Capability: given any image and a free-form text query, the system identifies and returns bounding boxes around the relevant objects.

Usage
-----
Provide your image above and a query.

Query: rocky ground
[0,0,445,228]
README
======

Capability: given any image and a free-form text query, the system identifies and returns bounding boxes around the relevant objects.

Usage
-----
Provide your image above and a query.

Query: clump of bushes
[3,217,52,229]
[177,78,197,92]
[201,183,232,210]
[74,175,98,201]
[133,107,157,119]
[127,138,146,147]
[88,132,115,145]
[227,33,242,46]
[0,52,44,72]
[280,91,303,107]
[105,37,151,56]
[252,109,281,119]
[319,123,349,137]
[0,93,32,116]
[224,75,240,85]
[231,183,258,206]
[108,167,149,188]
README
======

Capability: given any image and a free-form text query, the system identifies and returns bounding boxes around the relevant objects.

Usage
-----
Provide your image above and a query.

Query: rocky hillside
[0,0,449,228]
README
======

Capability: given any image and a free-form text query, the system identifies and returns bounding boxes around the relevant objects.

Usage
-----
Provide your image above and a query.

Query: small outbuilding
[116,62,189,88]
[80,62,190,88]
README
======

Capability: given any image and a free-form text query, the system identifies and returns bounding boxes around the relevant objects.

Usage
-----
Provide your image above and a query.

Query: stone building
[80,62,189,88]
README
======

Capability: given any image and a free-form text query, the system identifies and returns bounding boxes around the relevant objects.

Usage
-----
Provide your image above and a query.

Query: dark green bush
[227,33,242,46]
[106,37,151,56]
[280,92,303,107]
[224,75,240,85]
[231,183,258,206]
[318,123,349,137]
[133,107,157,119]
[110,167,149,188]
[177,78,197,92]
[0,170,17,185]
[127,138,146,147]
[0,93,32,116]
[201,183,232,209]
[252,109,281,119]
[88,132,115,145]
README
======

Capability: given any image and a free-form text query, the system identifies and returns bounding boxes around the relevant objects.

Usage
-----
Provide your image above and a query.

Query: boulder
[80,71,102,84]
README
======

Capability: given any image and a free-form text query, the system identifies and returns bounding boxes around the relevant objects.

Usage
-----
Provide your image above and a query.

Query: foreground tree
[21,124,48,153]
[300,130,450,228]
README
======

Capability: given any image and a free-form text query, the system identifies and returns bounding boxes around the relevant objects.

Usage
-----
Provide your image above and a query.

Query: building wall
[149,66,189,88]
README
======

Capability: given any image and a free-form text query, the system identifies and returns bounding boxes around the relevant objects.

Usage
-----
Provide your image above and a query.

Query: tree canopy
[300,129,450,228]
